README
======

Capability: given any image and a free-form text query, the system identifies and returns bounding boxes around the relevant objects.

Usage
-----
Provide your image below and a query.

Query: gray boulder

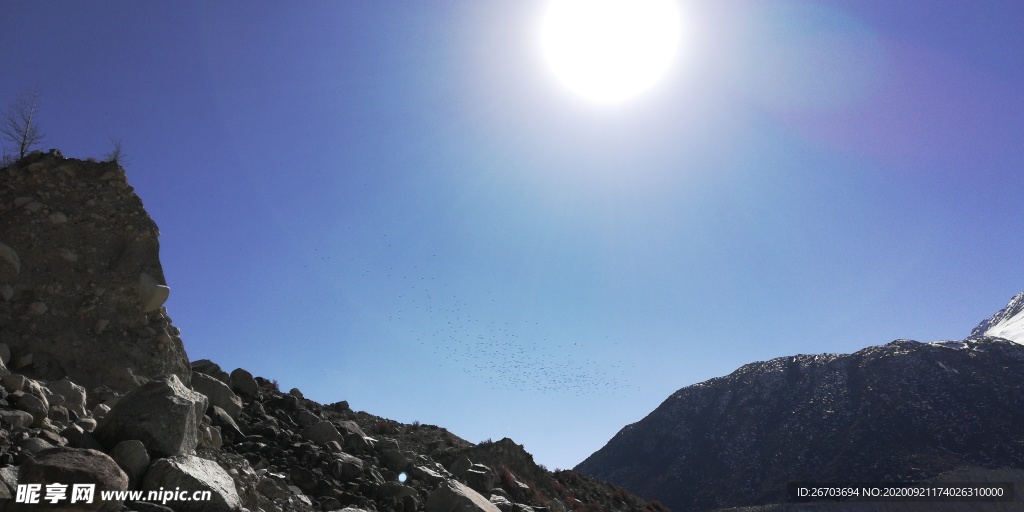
[191,359,229,383]
[228,367,257,398]
[450,454,473,478]
[338,419,366,438]
[191,371,242,420]
[49,378,89,418]
[0,373,25,391]
[208,405,245,441]
[12,447,128,512]
[48,403,70,424]
[141,455,242,512]
[11,391,49,427]
[111,439,150,490]
[18,437,55,455]
[412,464,449,486]
[0,409,33,428]
[61,424,106,451]
[465,465,495,494]
[94,374,207,457]
[426,480,502,512]
[329,452,364,482]
[304,420,346,446]
[381,448,410,472]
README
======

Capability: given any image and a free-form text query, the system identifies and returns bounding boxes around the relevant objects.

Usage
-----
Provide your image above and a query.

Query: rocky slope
[0,152,662,512]
[575,298,1024,511]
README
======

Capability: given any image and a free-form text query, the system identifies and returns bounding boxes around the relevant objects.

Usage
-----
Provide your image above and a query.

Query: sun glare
[540,0,683,104]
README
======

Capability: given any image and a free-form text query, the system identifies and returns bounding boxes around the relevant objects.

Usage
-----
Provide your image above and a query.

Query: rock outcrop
[0,151,190,393]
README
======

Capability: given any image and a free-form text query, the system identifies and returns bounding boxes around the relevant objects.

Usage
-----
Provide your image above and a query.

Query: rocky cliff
[0,150,189,392]
[575,303,1024,511]
[0,152,661,512]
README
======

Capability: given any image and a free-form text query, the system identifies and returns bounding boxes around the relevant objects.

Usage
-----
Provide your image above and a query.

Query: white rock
[95,319,110,334]
[49,211,68,224]
[28,301,47,315]
[92,403,111,418]
[426,480,502,512]
[138,272,170,312]
[58,248,78,262]
[141,455,242,512]
[0,242,20,274]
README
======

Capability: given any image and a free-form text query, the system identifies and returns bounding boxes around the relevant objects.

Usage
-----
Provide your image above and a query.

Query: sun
[540,0,683,104]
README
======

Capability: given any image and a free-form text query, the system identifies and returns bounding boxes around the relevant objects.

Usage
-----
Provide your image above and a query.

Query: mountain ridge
[970,291,1024,343]
[575,294,1024,511]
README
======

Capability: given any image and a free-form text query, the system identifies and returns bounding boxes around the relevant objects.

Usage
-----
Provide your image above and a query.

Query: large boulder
[110,439,150,490]
[426,480,502,512]
[329,452,365,482]
[93,374,207,457]
[190,372,242,420]
[464,465,495,494]
[141,455,242,512]
[10,389,49,427]
[11,447,128,512]
[0,155,190,392]
[191,359,229,383]
[304,420,346,446]
[228,367,257,398]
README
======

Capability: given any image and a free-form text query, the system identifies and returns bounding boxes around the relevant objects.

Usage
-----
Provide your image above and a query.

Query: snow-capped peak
[969,291,1024,344]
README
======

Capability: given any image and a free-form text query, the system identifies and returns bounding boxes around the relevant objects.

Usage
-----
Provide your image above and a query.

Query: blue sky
[2,1,1022,470]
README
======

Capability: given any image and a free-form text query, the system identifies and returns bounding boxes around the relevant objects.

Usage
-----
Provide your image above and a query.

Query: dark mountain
[576,308,1024,511]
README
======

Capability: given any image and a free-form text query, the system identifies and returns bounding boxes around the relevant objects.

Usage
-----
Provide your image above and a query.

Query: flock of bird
[351,260,637,398]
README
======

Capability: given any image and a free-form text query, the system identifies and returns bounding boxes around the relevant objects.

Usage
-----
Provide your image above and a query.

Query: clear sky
[2,1,1023,471]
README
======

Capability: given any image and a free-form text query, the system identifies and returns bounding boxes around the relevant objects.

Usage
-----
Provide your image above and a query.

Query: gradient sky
[2,1,1022,471]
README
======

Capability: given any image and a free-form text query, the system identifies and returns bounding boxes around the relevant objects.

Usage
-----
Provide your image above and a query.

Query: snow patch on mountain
[969,291,1024,344]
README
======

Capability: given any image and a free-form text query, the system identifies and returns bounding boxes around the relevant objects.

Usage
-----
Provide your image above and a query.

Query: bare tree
[105,138,127,165]
[1,86,45,159]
